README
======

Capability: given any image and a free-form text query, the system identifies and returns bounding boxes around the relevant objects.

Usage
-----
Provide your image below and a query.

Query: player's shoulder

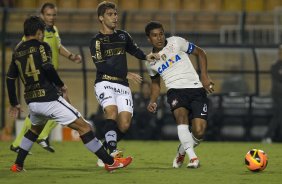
[116,29,131,39]
[116,29,129,35]
[40,41,52,50]
[167,36,186,42]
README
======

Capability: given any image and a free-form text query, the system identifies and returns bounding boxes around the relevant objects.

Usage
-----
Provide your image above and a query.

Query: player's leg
[103,105,119,154]
[11,122,45,172]
[37,120,57,152]
[173,107,198,168]
[10,116,32,154]
[191,118,207,147]
[52,96,132,171]
[115,89,134,147]
[94,81,119,154]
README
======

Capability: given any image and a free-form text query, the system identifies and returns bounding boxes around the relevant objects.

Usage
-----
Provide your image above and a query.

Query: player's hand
[70,54,82,64]
[147,102,158,113]
[202,77,215,94]
[146,53,160,62]
[9,104,22,119]
[127,72,142,84]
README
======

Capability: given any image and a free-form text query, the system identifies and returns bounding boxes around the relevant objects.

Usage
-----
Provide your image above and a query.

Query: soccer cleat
[97,149,124,167]
[10,164,26,172]
[37,139,55,153]
[104,156,133,172]
[10,145,32,155]
[187,158,200,168]
[172,153,185,168]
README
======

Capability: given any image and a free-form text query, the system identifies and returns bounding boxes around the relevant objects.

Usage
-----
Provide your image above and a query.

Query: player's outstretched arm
[146,53,160,62]
[59,45,82,64]
[127,72,143,84]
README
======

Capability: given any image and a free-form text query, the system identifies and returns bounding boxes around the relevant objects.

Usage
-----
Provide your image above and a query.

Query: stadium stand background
[1,0,282,141]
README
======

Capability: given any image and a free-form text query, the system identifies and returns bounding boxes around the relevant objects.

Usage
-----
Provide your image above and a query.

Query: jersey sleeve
[145,60,158,77]
[125,32,146,60]
[40,43,52,65]
[6,54,18,79]
[176,37,195,55]
[89,37,104,64]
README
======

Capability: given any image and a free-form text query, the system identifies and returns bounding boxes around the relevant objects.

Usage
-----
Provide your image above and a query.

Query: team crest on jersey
[119,34,125,40]
[171,99,178,107]
[161,54,167,61]
[157,54,181,74]
[103,36,110,42]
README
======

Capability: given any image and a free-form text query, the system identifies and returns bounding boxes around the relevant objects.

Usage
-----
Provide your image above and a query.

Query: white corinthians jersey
[146,36,203,89]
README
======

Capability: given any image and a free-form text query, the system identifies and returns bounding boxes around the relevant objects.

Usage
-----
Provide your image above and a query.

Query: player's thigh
[94,81,117,108]
[173,107,189,125]
[29,96,81,126]
[116,90,133,114]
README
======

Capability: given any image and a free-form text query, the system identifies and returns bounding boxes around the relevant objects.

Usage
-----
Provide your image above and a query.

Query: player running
[145,21,214,168]
[89,1,158,166]
[7,16,132,172]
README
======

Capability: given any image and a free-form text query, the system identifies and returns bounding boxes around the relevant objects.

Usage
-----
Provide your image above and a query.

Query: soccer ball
[245,149,268,172]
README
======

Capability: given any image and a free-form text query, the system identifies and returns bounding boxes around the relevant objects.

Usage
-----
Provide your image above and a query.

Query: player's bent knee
[69,117,92,135]
[119,122,130,132]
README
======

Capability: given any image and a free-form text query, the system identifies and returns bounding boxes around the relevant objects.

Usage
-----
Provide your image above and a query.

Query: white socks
[177,124,197,160]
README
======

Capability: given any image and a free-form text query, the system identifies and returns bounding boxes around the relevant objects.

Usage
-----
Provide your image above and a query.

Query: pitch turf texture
[1,141,282,184]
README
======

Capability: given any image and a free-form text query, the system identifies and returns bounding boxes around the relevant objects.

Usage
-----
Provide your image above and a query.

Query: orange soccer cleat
[104,156,133,172]
[10,164,26,172]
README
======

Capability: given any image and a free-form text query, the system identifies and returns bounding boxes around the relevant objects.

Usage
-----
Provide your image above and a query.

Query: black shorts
[166,88,208,120]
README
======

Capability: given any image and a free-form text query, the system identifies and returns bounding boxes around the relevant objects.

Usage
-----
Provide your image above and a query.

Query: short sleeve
[145,60,158,77]
[176,37,195,55]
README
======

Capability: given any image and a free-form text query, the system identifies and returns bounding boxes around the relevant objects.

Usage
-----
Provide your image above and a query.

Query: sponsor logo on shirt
[157,54,181,74]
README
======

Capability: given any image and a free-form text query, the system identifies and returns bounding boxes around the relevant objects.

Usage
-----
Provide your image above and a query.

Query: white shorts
[28,96,81,126]
[94,81,133,114]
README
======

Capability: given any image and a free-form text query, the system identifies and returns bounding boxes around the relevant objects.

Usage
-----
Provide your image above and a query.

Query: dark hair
[24,16,45,36]
[97,1,116,17]
[40,2,56,14]
[145,21,164,36]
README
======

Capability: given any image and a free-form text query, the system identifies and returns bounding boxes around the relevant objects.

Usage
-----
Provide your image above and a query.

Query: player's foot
[172,153,185,168]
[187,158,200,168]
[37,139,55,153]
[10,164,26,172]
[110,149,123,158]
[10,145,32,155]
[104,157,133,172]
[97,149,124,167]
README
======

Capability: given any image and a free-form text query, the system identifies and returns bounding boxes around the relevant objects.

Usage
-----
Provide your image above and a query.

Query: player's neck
[100,26,115,35]
[25,35,37,41]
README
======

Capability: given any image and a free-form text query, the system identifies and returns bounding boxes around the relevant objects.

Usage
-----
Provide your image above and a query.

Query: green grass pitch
[0,141,282,184]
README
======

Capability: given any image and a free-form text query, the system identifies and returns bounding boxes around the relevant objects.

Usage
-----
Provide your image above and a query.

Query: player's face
[148,28,165,50]
[41,7,57,27]
[100,8,118,30]
[36,29,44,42]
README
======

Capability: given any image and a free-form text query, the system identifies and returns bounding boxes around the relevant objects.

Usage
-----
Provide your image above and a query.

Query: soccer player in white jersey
[145,21,214,168]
